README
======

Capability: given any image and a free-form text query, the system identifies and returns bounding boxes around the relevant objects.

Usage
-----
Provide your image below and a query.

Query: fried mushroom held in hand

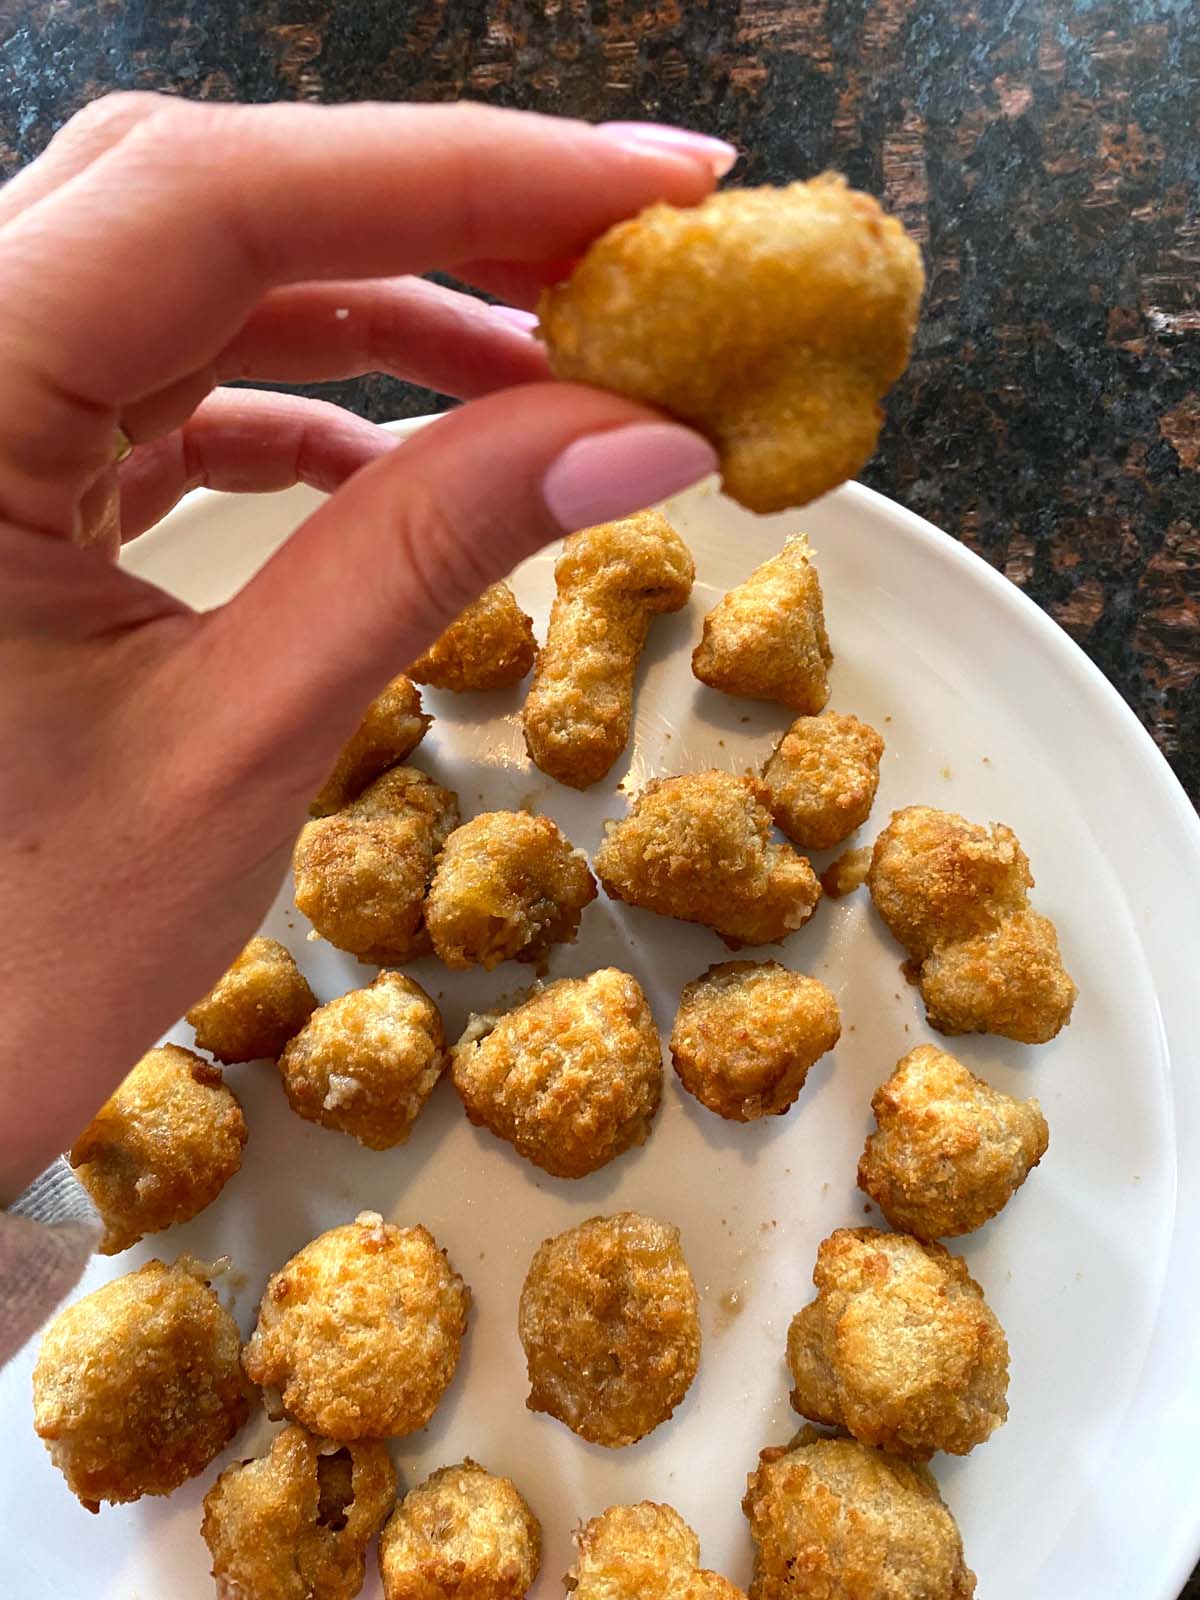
[670,961,840,1121]
[743,1429,975,1600]
[311,674,431,817]
[522,510,695,789]
[787,1228,1008,1458]
[424,810,596,971]
[858,1044,1049,1240]
[70,1044,247,1255]
[567,1502,745,1600]
[452,968,661,1178]
[538,174,925,514]
[202,1426,396,1600]
[762,712,884,848]
[408,582,537,692]
[379,1459,541,1600]
[243,1212,469,1441]
[594,770,821,948]
[278,972,446,1151]
[33,1256,252,1511]
[187,936,317,1064]
[518,1211,700,1448]
[293,766,459,965]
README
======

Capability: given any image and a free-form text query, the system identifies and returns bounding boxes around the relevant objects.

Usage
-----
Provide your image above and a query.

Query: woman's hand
[0,95,729,1199]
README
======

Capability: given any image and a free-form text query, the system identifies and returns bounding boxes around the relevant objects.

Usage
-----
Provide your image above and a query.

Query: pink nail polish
[598,121,738,179]
[489,304,539,334]
[542,423,718,533]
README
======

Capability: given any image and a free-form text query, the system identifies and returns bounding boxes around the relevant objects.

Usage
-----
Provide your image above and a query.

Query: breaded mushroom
[858,1045,1049,1240]
[451,968,662,1178]
[243,1212,470,1441]
[312,675,431,817]
[522,511,695,789]
[867,806,1076,1043]
[693,536,832,712]
[539,175,925,514]
[743,1429,975,1600]
[567,1501,744,1600]
[70,1044,247,1254]
[594,770,821,948]
[293,766,460,965]
[278,972,446,1150]
[379,1459,541,1600]
[33,1256,251,1511]
[518,1211,700,1448]
[408,582,537,692]
[762,712,884,848]
[670,961,840,1121]
[202,1426,396,1600]
[425,811,596,971]
[187,936,317,1064]
[787,1228,1008,1458]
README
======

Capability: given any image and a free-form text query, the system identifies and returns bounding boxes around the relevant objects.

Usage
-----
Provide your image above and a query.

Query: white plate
[4,416,1200,1600]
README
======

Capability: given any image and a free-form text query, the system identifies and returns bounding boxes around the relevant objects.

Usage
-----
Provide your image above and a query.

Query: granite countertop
[0,0,1197,1590]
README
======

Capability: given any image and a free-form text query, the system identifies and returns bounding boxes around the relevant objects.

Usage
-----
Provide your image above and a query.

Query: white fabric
[1,1158,100,1363]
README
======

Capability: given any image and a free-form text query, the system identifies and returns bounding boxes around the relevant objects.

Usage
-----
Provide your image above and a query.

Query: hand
[0,94,729,1199]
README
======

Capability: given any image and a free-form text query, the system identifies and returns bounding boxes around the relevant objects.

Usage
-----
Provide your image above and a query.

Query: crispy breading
[820,845,873,899]
[919,908,1078,1042]
[187,936,317,1063]
[379,1459,541,1600]
[567,1502,744,1600]
[539,175,924,514]
[408,582,537,692]
[311,675,431,816]
[762,712,884,848]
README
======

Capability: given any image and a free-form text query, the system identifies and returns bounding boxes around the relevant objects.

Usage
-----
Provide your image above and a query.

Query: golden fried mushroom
[278,972,446,1150]
[33,1257,252,1511]
[867,805,1077,1043]
[539,175,924,514]
[762,712,885,848]
[859,1045,1049,1240]
[311,675,431,817]
[425,811,597,971]
[518,1211,700,1448]
[787,1228,1008,1458]
[522,511,695,789]
[693,536,832,712]
[379,1459,541,1600]
[743,1429,975,1600]
[69,1044,247,1254]
[408,582,537,692]
[187,936,317,1063]
[243,1212,470,1441]
[669,961,840,1121]
[595,770,821,948]
[452,969,662,1178]
[293,766,460,965]
[202,1426,396,1600]
[567,1502,745,1600]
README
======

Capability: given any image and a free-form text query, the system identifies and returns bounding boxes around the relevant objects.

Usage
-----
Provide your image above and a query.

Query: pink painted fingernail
[489,304,539,334]
[598,121,738,178]
[542,423,718,532]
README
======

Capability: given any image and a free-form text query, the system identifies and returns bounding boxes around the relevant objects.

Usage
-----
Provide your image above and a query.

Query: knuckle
[61,90,164,142]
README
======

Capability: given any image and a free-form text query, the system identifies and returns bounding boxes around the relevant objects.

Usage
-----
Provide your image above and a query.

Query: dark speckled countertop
[1,0,1198,1588]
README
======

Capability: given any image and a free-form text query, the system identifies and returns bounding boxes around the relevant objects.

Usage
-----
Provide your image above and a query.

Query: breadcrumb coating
[312,675,431,816]
[787,1228,1009,1458]
[693,537,833,712]
[293,766,460,965]
[762,712,884,848]
[187,936,317,1064]
[670,961,840,1121]
[743,1429,975,1599]
[518,1212,700,1448]
[278,972,446,1150]
[522,511,695,789]
[595,770,822,948]
[858,1045,1049,1240]
[202,1426,396,1600]
[243,1212,469,1441]
[33,1257,252,1511]
[70,1044,247,1254]
[567,1502,744,1600]
[452,968,662,1177]
[539,175,925,514]
[820,845,873,899]
[919,908,1078,1043]
[408,583,537,692]
[379,1459,541,1600]
[425,810,596,971]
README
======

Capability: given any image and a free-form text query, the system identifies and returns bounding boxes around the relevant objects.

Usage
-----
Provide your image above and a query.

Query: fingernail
[542,423,718,532]
[488,304,539,334]
[598,121,738,178]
